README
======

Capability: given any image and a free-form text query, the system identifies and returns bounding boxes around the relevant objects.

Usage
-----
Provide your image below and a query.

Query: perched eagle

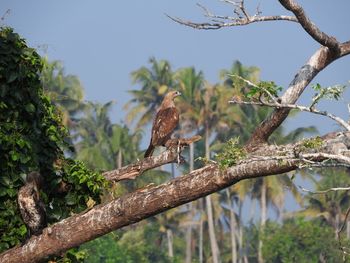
[144,90,181,157]
[18,171,47,236]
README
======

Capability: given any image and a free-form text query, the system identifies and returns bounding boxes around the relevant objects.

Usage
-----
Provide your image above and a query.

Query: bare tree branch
[0,9,10,23]
[278,0,340,51]
[103,148,178,181]
[229,97,350,131]
[1,132,350,262]
[300,153,350,165]
[103,136,201,182]
[299,186,350,195]
[165,0,297,30]
[166,13,297,30]
[167,0,340,52]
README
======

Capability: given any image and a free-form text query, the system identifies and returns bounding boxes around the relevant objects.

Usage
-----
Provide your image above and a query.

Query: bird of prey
[17,171,47,236]
[144,90,181,157]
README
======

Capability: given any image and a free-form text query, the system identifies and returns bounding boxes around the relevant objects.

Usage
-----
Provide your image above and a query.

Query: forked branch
[103,135,201,182]
[166,0,297,30]
[278,0,340,51]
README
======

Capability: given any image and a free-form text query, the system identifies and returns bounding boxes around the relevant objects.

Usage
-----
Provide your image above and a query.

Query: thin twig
[165,0,297,30]
[229,74,278,103]
[298,181,350,258]
[166,13,297,30]
[298,163,350,169]
[0,9,10,23]
[299,186,350,195]
[229,98,350,131]
[300,153,350,165]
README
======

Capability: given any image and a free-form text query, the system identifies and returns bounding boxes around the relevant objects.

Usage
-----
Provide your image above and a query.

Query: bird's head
[161,90,181,108]
[26,171,44,190]
[166,90,181,100]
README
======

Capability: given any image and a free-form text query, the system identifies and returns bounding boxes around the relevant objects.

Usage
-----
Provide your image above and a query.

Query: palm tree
[296,168,350,238]
[220,60,260,88]
[108,124,142,168]
[41,58,85,128]
[175,68,234,263]
[175,65,251,262]
[75,101,142,171]
[74,101,114,169]
[198,83,228,263]
[124,57,174,129]
[175,67,205,263]
[124,58,195,259]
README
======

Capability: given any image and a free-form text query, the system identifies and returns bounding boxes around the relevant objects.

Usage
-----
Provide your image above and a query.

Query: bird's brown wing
[151,107,179,146]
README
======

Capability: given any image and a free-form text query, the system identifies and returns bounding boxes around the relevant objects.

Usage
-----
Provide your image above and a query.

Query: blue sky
[2,0,349,135]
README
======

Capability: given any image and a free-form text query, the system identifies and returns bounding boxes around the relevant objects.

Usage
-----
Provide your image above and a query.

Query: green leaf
[0,176,11,187]
[18,225,27,236]
[25,103,35,113]
[19,154,31,164]
[65,192,77,206]
[50,205,63,220]
[6,188,17,198]
[16,139,26,148]
[0,187,8,197]
[9,150,19,161]
[312,83,322,91]
[7,72,17,83]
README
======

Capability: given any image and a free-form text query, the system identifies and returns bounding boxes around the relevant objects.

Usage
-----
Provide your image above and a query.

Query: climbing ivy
[0,27,107,254]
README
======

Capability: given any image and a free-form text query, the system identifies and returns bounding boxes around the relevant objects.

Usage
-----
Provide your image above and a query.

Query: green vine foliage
[0,27,107,254]
[215,137,246,169]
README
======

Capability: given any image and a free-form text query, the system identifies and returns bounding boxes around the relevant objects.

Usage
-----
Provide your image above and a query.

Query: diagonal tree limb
[278,0,340,51]
[1,131,350,263]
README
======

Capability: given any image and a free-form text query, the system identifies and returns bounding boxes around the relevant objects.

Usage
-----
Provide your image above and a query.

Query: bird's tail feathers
[144,145,154,158]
